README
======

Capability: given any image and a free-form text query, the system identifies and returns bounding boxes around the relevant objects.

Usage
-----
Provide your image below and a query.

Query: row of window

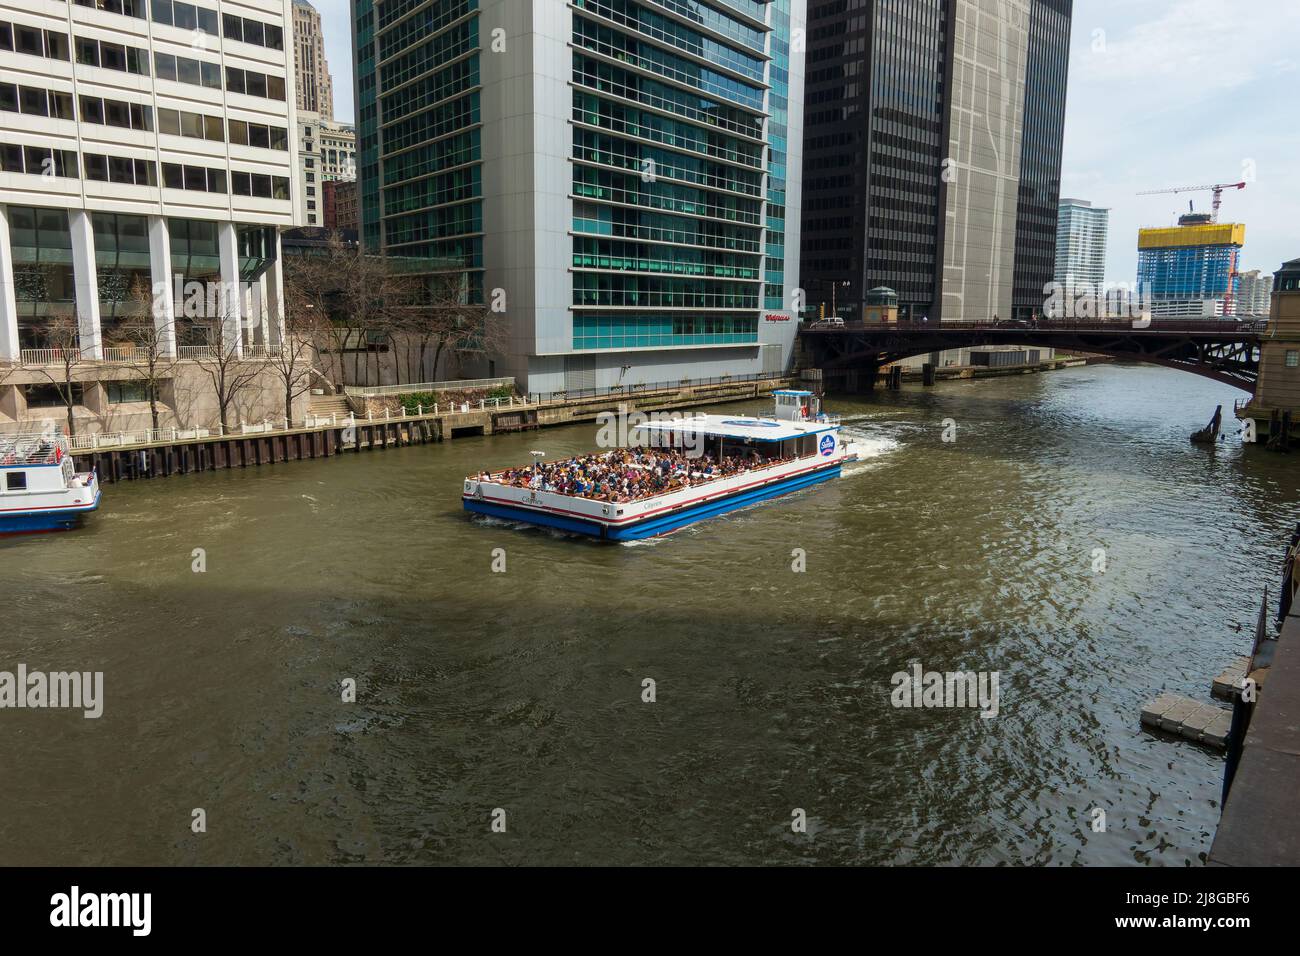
[2,20,285,98]
[74,0,285,52]
[76,36,149,74]
[86,152,158,186]
[0,144,78,177]
[2,141,291,199]
[0,22,71,61]
[0,84,75,120]
[224,65,287,101]
[158,163,289,198]
[0,83,289,149]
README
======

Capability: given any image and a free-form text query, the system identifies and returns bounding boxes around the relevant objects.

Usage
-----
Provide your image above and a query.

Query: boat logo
[820,434,836,457]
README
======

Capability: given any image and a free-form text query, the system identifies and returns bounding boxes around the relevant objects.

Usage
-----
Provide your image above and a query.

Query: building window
[24,383,84,407]
[93,213,152,319]
[1287,351,1298,368]
[106,381,155,403]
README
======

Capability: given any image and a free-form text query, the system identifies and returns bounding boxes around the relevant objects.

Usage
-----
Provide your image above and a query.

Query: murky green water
[3,363,1295,865]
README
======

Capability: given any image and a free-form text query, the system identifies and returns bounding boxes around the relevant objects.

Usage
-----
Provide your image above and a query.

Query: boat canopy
[631,414,835,443]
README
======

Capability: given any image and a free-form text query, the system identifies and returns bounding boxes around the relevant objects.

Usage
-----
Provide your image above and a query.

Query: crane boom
[1135,181,1247,222]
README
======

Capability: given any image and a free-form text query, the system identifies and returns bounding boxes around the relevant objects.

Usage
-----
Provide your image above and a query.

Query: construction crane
[1135,181,1247,222]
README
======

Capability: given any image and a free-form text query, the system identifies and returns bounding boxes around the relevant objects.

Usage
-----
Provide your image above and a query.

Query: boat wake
[839,428,901,476]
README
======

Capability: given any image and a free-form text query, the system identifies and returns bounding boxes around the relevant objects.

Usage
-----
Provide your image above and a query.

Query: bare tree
[115,276,179,432]
[392,270,477,384]
[282,233,431,389]
[269,291,326,424]
[26,314,88,437]
[192,315,262,432]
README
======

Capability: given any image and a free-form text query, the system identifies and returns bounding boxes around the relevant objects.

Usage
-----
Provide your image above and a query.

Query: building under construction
[1137,214,1246,317]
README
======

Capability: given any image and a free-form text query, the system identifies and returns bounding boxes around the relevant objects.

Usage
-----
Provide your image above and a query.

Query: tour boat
[463,390,857,541]
[0,433,101,534]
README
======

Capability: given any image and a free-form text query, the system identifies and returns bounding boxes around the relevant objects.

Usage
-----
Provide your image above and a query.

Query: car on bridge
[807,317,846,330]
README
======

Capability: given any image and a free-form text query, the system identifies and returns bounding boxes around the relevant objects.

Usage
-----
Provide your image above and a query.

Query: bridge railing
[801,318,1264,334]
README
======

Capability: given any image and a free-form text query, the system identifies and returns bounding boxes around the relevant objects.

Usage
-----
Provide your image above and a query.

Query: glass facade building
[1137,220,1245,318]
[1054,197,1108,293]
[801,0,1071,325]
[357,0,483,302]
[357,0,805,392]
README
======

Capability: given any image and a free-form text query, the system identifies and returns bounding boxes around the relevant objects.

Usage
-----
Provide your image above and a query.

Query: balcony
[15,345,281,365]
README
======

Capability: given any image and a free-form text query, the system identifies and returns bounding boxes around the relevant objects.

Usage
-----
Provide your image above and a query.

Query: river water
[3,363,1296,866]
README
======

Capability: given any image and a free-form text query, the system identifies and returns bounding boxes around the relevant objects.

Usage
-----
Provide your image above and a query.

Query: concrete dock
[1141,692,1234,749]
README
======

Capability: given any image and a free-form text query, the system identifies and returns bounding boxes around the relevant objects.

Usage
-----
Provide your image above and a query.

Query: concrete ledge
[1210,613,1300,866]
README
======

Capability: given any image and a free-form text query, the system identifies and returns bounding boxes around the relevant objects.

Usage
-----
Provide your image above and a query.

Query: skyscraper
[1054,198,1109,291]
[801,0,1071,324]
[1137,215,1245,318]
[1237,269,1273,318]
[292,0,333,122]
[355,0,806,391]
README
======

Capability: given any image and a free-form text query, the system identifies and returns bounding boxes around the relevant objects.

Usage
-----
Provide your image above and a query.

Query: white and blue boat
[463,390,857,541]
[0,433,101,534]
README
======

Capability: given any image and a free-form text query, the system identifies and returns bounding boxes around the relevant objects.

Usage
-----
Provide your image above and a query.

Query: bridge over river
[799,319,1264,390]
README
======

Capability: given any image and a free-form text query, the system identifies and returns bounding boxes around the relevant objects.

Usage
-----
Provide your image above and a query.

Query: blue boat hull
[0,499,101,535]
[464,462,841,541]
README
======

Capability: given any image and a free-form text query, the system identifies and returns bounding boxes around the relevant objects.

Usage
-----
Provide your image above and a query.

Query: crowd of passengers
[483,446,792,502]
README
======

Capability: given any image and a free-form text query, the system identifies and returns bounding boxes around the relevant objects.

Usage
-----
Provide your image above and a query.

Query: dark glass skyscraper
[801,0,1071,324]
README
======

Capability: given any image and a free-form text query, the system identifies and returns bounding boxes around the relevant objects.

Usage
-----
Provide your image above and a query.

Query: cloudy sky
[317,0,1300,283]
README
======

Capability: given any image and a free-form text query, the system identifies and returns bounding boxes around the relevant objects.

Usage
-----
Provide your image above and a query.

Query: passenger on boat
[491,445,788,503]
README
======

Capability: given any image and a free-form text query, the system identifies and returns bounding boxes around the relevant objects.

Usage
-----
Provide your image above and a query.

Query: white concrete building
[295,110,352,227]
[1,0,301,425]
[1054,198,1109,294]
[1237,269,1273,318]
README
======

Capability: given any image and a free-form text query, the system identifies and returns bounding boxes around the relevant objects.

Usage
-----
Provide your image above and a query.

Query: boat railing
[0,432,67,465]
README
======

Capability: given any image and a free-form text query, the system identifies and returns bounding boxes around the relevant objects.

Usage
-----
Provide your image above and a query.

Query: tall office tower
[1009,0,1070,321]
[292,0,333,122]
[1054,198,1108,291]
[0,0,300,423]
[1237,269,1273,318]
[355,0,806,391]
[801,0,1071,324]
[1137,215,1245,318]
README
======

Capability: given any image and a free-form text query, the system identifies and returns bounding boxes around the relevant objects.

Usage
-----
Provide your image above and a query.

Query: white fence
[19,348,82,366]
[343,376,516,398]
[14,345,282,364]
[16,399,522,452]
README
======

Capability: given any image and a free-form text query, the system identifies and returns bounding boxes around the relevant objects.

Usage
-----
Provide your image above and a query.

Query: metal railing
[14,345,282,364]
[19,348,82,366]
[29,401,529,452]
[344,377,516,398]
[525,371,786,405]
[800,318,1267,334]
[176,346,216,359]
